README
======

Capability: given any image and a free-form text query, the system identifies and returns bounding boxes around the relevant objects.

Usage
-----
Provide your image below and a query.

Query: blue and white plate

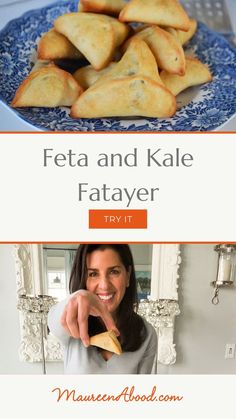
[0,0,235,131]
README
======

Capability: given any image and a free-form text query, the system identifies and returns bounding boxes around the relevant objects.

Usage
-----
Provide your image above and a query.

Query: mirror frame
[14,243,181,366]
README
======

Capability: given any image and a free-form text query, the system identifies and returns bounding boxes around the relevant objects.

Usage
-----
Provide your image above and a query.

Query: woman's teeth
[98,294,113,301]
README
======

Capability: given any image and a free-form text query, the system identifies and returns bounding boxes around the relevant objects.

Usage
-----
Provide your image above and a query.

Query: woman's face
[86,248,130,315]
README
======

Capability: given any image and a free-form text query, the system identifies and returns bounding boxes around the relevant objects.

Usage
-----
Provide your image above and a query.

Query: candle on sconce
[217,254,232,284]
[211,244,236,305]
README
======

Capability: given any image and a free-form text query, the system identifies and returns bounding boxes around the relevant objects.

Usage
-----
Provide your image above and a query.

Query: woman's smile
[86,248,130,314]
[97,293,115,302]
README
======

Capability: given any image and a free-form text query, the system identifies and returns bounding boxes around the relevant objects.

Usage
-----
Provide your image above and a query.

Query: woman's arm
[48,295,72,345]
[137,322,158,374]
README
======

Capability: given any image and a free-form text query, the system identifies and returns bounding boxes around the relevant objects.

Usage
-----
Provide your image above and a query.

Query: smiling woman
[48,244,158,373]
[14,243,181,371]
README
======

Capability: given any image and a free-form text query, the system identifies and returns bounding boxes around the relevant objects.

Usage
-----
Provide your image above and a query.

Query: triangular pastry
[73,37,164,89]
[104,14,131,46]
[73,62,117,90]
[119,0,190,31]
[38,28,83,60]
[71,76,176,118]
[125,25,186,75]
[95,38,163,85]
[71,38,176,118]
[90,330,122,355]
[54,13,114,70]
[54,12,129,70]
[79,0,126,16]
[11,67,83,107]
[164,19,197,46]
[160,57,212,96]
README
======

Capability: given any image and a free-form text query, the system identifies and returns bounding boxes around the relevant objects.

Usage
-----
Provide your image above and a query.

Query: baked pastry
[90,330,122,355]
[71,37,176,119]
[95,38,163,85]
[79,0,126,16]
[104,14,131,46]
[71,76,176,118]
[73,36,164,89]
[10,1,212,119]
[119,0,190,31]
[164,19,197,46]
[54,12,129,70]
[11,67,83,107]
[71,65,176,117]
[38,28,83,60]
[160,56,212,95]
[125,25,186,75]
[73,62,117,89]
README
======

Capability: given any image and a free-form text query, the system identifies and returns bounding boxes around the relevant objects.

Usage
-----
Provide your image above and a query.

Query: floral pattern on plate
[0,0,235,131]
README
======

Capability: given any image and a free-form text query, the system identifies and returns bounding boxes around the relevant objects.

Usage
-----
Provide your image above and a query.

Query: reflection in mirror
[43,245,78,301]
[15,243,180,369]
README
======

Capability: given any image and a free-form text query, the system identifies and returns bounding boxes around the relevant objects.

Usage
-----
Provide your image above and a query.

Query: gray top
[48,297,157,374]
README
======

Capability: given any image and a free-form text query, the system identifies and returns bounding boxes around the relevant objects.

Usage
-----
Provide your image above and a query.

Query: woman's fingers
[76,293,91,347]
[98,305,120,337]
[61,300,80,339]
[60,308,72,336]
[88,294,120,336]
[60,291,120,344]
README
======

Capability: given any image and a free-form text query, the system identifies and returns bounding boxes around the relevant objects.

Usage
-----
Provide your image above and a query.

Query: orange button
[89,209,147,229]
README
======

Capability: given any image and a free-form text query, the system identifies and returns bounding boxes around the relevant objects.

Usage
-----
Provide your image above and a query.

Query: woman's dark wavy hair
[69,244,146,352]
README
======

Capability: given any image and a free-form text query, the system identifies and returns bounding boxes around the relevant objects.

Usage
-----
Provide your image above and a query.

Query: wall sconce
[138,299,180,367]
[211,244,236,305]
[138,299,180,329]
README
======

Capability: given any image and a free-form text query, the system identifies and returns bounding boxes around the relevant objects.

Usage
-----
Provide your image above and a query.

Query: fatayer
[78,183,160,207]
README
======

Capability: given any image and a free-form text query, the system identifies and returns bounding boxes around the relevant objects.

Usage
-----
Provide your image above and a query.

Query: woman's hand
[60,290,119,347]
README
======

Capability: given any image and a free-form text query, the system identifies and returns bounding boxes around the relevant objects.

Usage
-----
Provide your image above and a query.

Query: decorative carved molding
[14,244,63,363]
[14,244,33,295]
[14,244,181,366]
[158,326,177,365]
[149,244,181,365]
[151,244,181,300]
[138,298,180,366]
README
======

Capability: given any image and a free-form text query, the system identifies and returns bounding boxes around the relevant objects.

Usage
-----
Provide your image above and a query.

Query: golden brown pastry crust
[71,37,176,118]
[38,28,83,60]
[54,12,130,70]
[119,0,190,31]
[79,0,126,16]
[12,67,83,107]
[54,13,115,70]
[73,62,117,90]
[90,330,122,355]
[96,38,163,85]
[125,25,186,75]
[160,56,212,96]
[71,76,176,118]
[164,19,197,46]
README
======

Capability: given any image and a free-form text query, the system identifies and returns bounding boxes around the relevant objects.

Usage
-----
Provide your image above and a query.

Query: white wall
[158,244,236,374]
[1,244,236,374]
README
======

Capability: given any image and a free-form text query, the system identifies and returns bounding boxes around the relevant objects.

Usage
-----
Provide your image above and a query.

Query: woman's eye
[110,269,120,275]
[88,271,97,277]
